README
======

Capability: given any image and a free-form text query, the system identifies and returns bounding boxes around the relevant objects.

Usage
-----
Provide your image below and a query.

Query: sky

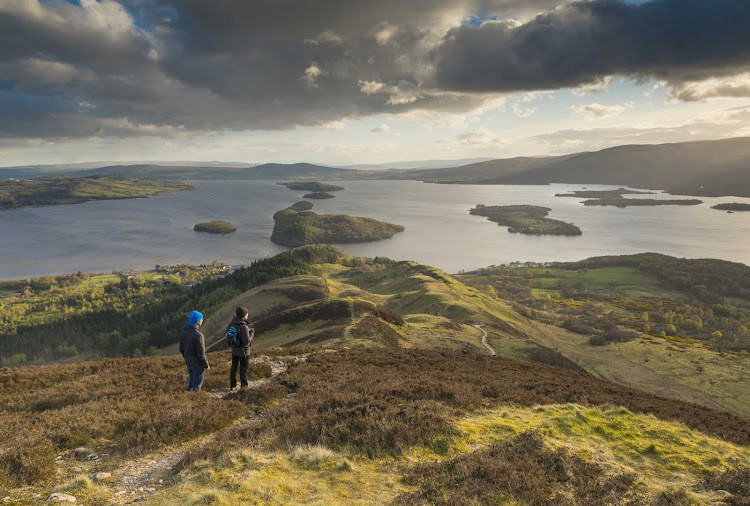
[1,0,750,167]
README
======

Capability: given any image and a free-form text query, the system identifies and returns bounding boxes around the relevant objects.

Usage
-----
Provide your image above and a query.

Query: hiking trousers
[185,359,206,391]
[230,355,249,388]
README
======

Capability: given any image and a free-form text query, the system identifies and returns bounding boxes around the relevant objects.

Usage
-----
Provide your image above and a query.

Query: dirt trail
[473,324,496,356]
[109,355,304,504]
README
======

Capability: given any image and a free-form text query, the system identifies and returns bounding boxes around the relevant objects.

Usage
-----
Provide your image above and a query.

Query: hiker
[179,310,210,391]
[226,306,255,389]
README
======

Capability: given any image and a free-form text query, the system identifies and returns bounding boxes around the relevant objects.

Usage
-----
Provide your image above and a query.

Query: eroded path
[109,355,305,504]
[473,324,496,356]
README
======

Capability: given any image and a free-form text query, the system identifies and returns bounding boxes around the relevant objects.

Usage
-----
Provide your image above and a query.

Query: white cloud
[302,62,325,88]
[453,127,504,146]
[669,73,750,101]
[358,80,386,95]
[304,30,344,46]
[373,23,398,45]
[571,102,633,119]
[512,104,537,118]
[371,123,392,134]
[387,95,418,105]
[536,105,750,150]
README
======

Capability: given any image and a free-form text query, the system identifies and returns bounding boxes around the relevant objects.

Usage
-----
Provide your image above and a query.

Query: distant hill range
[72,162,349,180]
[381,137,750,197]
[2,137,750,196]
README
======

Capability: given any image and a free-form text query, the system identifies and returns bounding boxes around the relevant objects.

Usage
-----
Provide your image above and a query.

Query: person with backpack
[226,306,255,389]
[179,310,210,391]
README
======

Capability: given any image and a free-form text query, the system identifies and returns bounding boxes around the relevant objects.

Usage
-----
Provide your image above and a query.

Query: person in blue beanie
[179,310,210,391]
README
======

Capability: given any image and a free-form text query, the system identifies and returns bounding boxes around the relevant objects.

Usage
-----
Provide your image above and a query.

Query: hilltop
[0,175,194,210]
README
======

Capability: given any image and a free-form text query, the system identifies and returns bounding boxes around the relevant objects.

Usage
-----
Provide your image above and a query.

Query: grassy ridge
[0,175,195,210]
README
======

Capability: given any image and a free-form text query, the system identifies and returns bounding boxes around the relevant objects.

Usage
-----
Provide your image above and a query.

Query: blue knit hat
[189,310,203,324]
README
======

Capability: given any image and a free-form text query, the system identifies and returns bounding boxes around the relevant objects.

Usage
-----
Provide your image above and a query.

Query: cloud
[358,80,387,95]
[453,127,504,146]
[669,73,750,101]
[534,105,750,150]
[571,102,633,119]
[371,123,392,133]
[512,104,537,118]
[433,0,750,96]
[1,0,749,144]
[302,63,325,88]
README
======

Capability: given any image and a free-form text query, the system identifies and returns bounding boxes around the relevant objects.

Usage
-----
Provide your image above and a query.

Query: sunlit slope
[204,256,581,370]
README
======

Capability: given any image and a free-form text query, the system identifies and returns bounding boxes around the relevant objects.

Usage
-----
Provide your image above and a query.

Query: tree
[738,326,748,336]
[711,331,723,340]
[642,312,649,322]
[485,285,497,299]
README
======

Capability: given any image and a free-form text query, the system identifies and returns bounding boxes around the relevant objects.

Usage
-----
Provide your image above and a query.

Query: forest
[460,253,750,353]
[0,247,357,366]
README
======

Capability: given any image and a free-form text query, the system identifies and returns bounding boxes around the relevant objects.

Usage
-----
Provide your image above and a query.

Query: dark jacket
[228,316,254,357]
[179,323,209,369]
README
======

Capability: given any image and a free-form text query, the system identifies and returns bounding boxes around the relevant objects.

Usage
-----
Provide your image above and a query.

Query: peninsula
[555,188,656,198]
[280,181,345,192]
[711,203,750,211]
[581,198,703,207]
[470,205,582,236]
[271,207,404,246]
[0,175,195,210]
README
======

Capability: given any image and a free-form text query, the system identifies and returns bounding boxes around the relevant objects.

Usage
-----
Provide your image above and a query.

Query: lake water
[2,180,750,279]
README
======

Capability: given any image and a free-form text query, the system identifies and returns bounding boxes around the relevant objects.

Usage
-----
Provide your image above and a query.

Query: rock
[47,493,77,503]
[92,472,111,482]
[114,491,127,496]
[72,448,88,459]
[715,490,732,498]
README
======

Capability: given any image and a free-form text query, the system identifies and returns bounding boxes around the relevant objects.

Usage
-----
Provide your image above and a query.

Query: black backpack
[226,324,242,348]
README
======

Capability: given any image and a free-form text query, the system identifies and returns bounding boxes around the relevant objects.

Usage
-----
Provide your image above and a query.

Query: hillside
[481,137,750,197]
[0,175,194,210]
[1,348,748,504]
[374,137,750,197]
[1,246,749,503]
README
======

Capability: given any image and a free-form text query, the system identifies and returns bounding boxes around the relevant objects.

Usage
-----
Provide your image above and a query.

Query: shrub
[397,430,641,505]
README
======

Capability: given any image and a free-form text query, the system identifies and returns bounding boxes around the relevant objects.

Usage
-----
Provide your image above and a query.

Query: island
[303,192,335,199]
[581,198,703,207]
[271,207,404,246]
[0,175,195,210]
[555,188,656,198]
[469,204,582,236]
[194,221,237,234]
[280,181,345,192]
[711,203,750,212]
[290,201,314,211]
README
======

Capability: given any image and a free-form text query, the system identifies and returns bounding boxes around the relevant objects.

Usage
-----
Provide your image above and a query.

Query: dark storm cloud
[0,0,749,141]
[433,0,750,93]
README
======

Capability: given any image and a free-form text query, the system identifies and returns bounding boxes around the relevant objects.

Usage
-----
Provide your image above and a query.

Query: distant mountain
[342,157,494,170]
[72,162,351,180]
[477,137,750,197]
[385,137,750,197]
